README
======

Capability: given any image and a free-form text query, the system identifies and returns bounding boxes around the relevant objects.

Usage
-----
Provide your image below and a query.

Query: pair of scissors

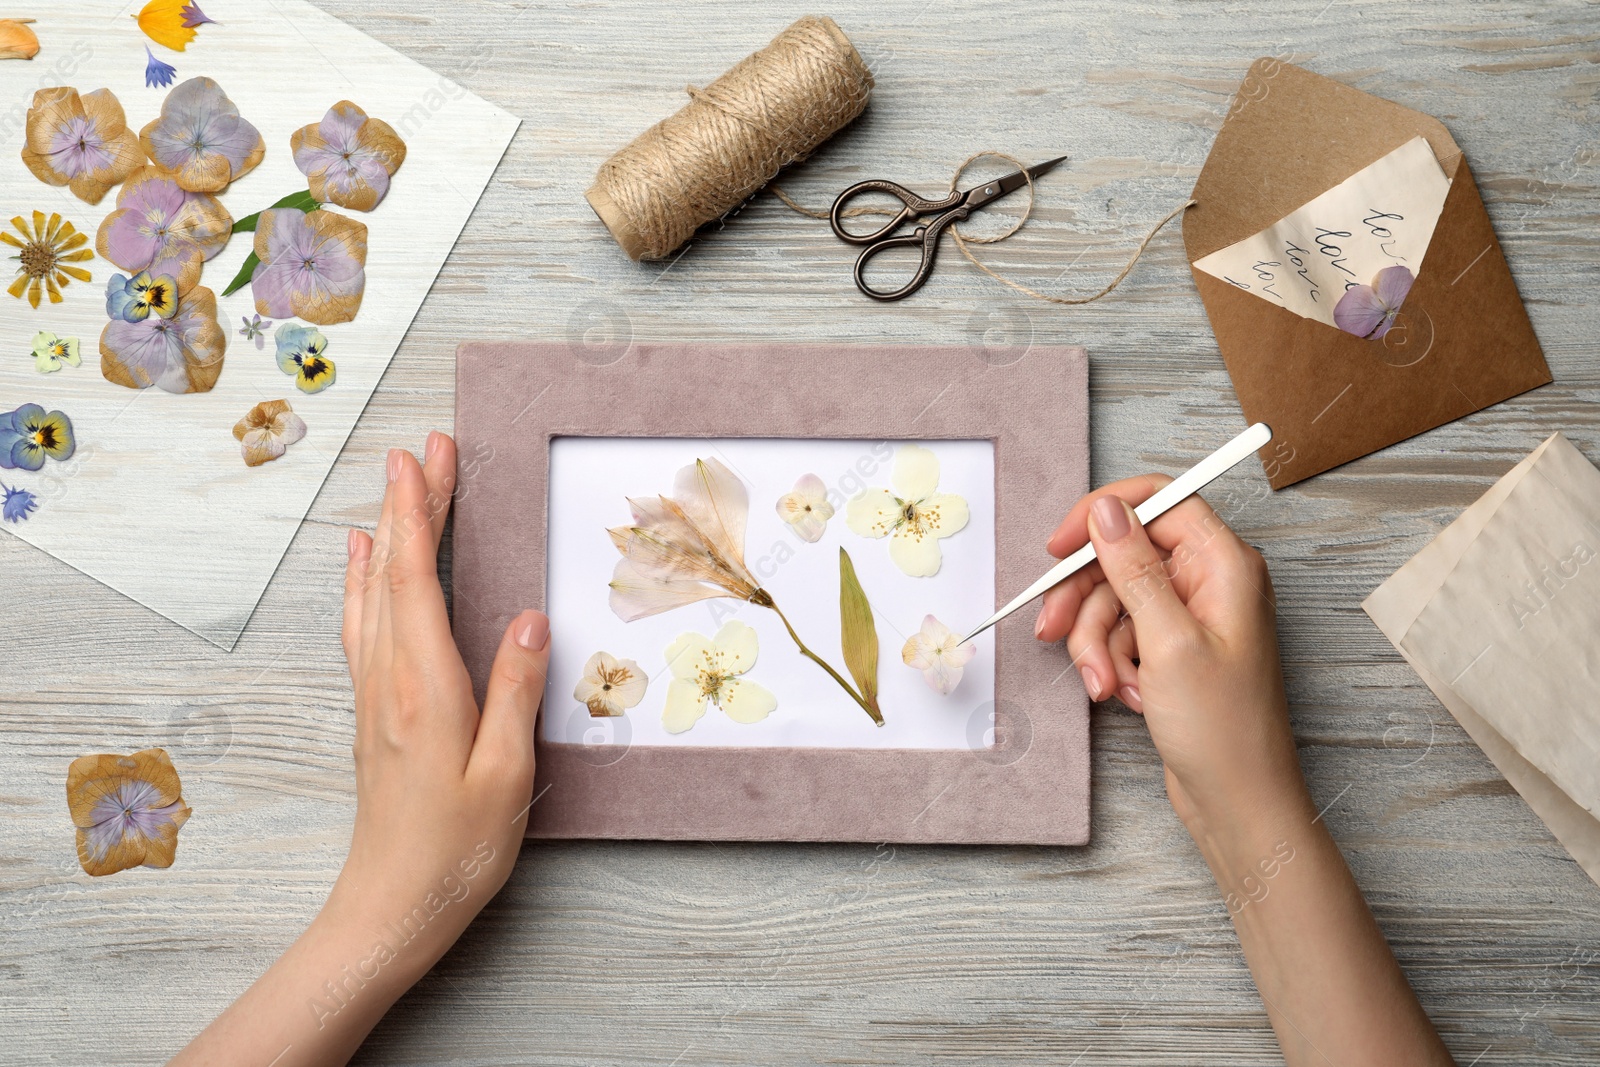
[829,155,1068,301]
[959,422,1274,645]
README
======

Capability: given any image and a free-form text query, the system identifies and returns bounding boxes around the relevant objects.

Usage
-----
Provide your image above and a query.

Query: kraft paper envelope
[1365,434,1600,889]
[1186,59,1552,489]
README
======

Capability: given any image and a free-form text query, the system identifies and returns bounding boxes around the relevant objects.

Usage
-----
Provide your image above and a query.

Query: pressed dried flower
[775,473,834,543]
[0,17,39,60]
[291,101,407,212]
[31,330,79,373]
[251,208,367,325]
[106,270,179,323]
[0,404,74,471]
[133,0,202,51]
[239,313,271,350]
[96,165,232,292]
[20,86,144,204]
[143,45,176,88]
[901,615,975,695]
[232,399,306,467]
[573,651,647,718]
[66,748,191,877]
[846,445,969,577]
[1,481,37,522]
[661,621,777,733]
[273,322,335,393]
[100,284,225,393]
[140,77,264,192]
[3,210,93,308]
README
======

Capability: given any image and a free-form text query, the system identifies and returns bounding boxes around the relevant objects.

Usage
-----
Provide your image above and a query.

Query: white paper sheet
[1193,136,1450,327]
[544,438,997,750]
[0,2,518,647]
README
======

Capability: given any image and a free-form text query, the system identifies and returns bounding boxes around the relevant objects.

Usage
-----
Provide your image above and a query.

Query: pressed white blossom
[901,615,975,695]
[846,445,968,576]
[660,620,777,734]
[774,473,834,543]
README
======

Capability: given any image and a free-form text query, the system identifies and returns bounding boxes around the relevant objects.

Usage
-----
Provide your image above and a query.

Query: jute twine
[585,15,874,261]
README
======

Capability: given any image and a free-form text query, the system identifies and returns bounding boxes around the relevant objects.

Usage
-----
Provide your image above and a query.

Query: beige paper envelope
[1364,434,1600,887]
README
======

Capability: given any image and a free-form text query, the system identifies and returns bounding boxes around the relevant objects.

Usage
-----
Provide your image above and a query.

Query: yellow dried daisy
[3,210,94,308]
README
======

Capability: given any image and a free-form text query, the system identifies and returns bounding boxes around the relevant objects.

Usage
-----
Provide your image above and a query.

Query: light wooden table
[4,2,1598,1063]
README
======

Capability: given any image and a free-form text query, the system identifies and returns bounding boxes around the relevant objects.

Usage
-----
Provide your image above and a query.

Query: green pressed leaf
[839,548,882,720]
[232,190,321,234]
[220,252,259,298]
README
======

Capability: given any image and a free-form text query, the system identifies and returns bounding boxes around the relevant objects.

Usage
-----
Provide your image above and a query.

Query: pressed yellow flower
[134,0,197,51]
[0,18,39,60]
[3,210,93,308]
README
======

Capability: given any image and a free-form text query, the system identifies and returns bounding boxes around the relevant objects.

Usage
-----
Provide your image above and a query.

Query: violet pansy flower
[67,749,192,877]
[100,284,226,393]
[139,77,265,193]
[96,166,232,292]
[106,270,179,323]
[0,404,76,472]
[290,101,407,212]
[251,208,368,325]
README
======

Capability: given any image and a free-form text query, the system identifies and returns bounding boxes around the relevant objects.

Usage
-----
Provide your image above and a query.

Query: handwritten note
[1193,136,1451,328]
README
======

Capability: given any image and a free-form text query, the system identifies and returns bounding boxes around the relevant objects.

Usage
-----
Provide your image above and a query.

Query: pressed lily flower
[134,0,201,51]
[96,165,232,292]
[143,45,177,88]
[901,615,976,696]
[775,472,834,543]
[661,621,777,733]
[1334,265,1415,340]
[66,748,191,877]
[0,18,38,60]
[573,651,648,718]
[609,457,883,724]
[291,101,407,212]
[0,404,75,471]
[105,270,179,323]
[4,210,94,308]
[1,481,37,522]
[251,208,367,325]
[20,86,144,204]
[846,444,969,577]
[100,284,225,393]
[274,322,335,393]
[31,331,79,373]
[140,77,264,192]
[232,399,306,467]
[239,313,271,350]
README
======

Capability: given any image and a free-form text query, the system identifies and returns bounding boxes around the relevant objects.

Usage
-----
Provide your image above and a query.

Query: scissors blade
[964,155,1069,210]
[959,422,1273,646]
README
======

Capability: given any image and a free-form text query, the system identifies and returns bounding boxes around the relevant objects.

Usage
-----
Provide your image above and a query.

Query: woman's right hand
[1033,477,1312,836]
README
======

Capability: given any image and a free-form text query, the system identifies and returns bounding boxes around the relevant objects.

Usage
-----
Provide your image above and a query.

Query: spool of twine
[586,15,873,261]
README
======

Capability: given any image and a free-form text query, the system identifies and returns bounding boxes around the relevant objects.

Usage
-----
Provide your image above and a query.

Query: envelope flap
[1184,58,1463,262]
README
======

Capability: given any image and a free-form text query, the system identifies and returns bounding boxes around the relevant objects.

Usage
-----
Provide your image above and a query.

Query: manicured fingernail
[425,431,441,461]
[1120,685,1141,708]
[1080,666,1100,699]
[1034,610,1048,638]
[347,528,358,559]
[387,449,402,483]
[1091,495,1130,541]
[515,610,550,652]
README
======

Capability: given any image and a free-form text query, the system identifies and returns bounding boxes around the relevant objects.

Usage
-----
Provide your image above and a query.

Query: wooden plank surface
[3,0,1598,1062]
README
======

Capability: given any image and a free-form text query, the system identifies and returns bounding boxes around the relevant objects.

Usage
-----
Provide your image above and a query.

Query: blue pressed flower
[144,46,177,89]
[274,322,336,393]
[181,2,217,27]
[1,481,37,523]
[0,404,75,472]
[106,271,179,323]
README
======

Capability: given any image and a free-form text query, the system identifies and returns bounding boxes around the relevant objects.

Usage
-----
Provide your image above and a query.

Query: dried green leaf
[839,548,882,720]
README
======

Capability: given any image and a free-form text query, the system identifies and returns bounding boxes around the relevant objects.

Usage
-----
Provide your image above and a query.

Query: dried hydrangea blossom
[67,748,192,877]
[20,86,144,204]
[139,77,264,193]
[100,284,226,393]
[291,101,407,212]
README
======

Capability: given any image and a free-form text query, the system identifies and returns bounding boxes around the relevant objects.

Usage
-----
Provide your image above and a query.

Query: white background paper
[544,437,997,750]
[0,2,518,647]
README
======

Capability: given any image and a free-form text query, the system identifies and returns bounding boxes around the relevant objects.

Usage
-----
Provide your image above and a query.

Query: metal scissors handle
[828,156,1067,302]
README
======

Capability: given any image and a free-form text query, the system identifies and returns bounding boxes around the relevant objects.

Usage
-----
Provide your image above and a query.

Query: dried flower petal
[232,398,306,467]
[100,284,225,393]
[31,331,80,373]
[573,651,648,717]
[95,165,232,292]
[901,615,975,695]
[0,404,74,471]
[140,77,264,192]
[290,101,407,212]
[0,18,39,60]
[846,445,969,577]
[775,473,834,543]
[251,208,367,325]
[134,0,197,51]
[20,86,144,204]
[143,46,177,88]
[3,210,94,308]
[1,480,37,522]
[661,621,776,733]
[67,748,191,876]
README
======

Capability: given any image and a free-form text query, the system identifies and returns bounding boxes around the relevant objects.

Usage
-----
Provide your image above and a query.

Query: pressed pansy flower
[239,314,272,350]
[1,481,37,523]
[661,620,777,734]
[66,748,192,877]
[232,399,306,467]
[100,284,225,393]
[4,210,94,308]
[291,101,408,212]
[134,0,210,51]
[0,18,39,60]
[0,404,75,471]
[20,86,144,205]
[274,322,335,393]
[143,46,177,89]
[96,166,232,292]
[251,208,368,325]
[901,615,976,696]
[574,651,648,718]
[31,331,79,373]
[140,77,264,193]
[775,473,834,543]
[846,444,969,577]
[105,270,178,323]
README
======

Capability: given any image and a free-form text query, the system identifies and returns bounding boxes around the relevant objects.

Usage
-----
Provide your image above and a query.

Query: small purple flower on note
[1333,265,1414,340]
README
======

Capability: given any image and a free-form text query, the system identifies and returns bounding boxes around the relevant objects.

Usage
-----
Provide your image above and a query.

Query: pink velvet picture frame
[451,342,1090,845]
